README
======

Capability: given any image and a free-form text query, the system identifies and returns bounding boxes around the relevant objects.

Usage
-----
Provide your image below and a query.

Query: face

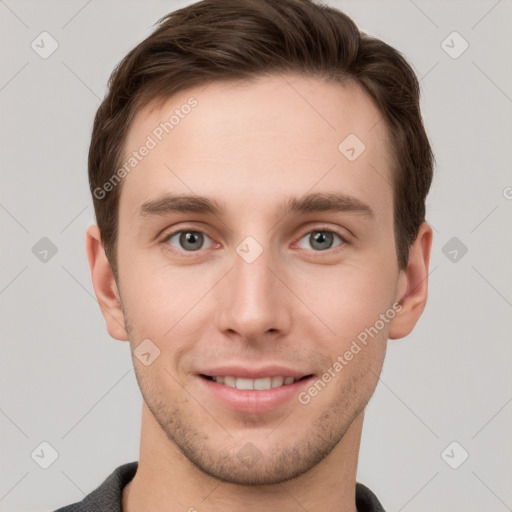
[114,74,405,484]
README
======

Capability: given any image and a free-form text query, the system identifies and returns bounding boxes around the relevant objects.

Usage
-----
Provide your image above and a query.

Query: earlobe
[85,224,129,341]
[388,222,433,340]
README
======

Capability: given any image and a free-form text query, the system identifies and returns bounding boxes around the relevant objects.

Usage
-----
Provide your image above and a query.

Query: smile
[202,375,305,390]
[197,372,314,413]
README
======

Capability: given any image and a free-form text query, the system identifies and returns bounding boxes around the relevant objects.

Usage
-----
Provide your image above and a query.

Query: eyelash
[160,225,350,257]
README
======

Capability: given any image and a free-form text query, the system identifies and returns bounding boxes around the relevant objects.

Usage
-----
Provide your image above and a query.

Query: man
[54,0,433,510]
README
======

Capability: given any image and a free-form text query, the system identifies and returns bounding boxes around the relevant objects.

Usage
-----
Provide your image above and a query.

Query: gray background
[1,0,511,511]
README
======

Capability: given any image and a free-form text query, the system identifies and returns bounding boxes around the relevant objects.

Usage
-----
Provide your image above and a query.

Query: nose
[214,240,292,345]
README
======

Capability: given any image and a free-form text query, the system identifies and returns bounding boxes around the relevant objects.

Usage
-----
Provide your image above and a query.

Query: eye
[163,230,215,252]
[296,229,346,252]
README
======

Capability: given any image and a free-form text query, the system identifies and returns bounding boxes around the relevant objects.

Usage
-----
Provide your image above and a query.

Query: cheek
[297,261,397,341]
[118,256,215,343]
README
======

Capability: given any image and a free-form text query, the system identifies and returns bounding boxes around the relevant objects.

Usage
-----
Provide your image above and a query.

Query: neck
[123,404,363,512]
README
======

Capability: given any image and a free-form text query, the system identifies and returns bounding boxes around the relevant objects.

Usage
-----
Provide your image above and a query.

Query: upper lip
[199,365,312,380]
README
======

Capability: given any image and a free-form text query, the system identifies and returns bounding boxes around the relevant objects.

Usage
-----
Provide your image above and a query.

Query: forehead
[119,73,393,223]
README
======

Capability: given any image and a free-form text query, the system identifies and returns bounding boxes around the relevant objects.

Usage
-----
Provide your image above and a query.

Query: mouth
[197,370,315,413]
[199,374,312,390]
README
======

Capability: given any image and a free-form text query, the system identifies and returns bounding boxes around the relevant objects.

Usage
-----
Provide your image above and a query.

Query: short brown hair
[89,0,434,278]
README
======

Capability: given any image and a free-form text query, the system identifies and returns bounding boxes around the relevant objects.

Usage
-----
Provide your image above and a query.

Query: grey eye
[167,231,211,251]
[297,230,343,251]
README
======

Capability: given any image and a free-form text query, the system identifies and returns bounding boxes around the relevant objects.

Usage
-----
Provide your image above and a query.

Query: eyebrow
[139,192,375,219]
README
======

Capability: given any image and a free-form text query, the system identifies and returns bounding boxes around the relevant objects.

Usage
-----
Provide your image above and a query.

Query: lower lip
[198,376,313,413]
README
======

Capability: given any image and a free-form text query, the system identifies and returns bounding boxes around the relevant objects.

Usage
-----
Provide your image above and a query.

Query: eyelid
[159,224,351,243]
[294,224,352,244]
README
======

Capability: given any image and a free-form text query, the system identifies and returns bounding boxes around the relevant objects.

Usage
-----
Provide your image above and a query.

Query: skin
[86,73,432,512]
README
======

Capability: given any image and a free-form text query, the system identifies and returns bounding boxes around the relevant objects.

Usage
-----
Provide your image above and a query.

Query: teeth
[224,376,236,388]
[236,378,254,390]
[271,376,284,388]
[212,376,297,389]
[254,377,271,390]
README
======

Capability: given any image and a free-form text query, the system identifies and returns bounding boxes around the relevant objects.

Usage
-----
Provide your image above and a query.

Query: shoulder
[355,481,386,512]
[51,461,138,512]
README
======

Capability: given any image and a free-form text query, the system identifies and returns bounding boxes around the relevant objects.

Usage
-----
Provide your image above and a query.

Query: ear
[388,222,433,340]
[85,224,129,341]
